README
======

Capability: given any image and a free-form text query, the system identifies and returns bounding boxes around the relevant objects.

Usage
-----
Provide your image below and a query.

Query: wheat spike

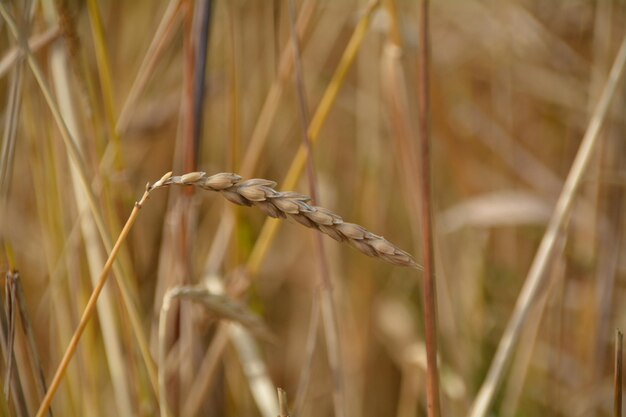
[150,172,420,269]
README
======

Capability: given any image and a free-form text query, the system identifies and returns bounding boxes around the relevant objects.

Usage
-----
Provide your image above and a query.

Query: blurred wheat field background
[0,0,625,416]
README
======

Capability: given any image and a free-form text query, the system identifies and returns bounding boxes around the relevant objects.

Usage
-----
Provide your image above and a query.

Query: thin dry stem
[0,273,27,417]
[288,1,346,415]
[417,0,442,416]
[230,324,279,417]
[150,172,419,268]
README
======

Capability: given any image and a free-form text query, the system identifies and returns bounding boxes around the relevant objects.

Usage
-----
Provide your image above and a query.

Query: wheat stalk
[150,171,420,268]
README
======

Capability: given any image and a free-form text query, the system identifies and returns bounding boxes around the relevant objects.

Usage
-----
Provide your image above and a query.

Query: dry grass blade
[2,269,52,416]
[379,2,441,413]
[468,30,626,417]
[150,172,419,268]
[0,272,28,417]
[288,0,346,415]
[416,1,441,415]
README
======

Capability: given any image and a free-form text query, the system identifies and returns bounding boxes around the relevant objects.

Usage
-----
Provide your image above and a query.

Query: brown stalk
[172,0,200,409]
[383,14,445,416]
[3,269,52,417]
[592,13,625,381]
[4,272,17,402]
[272,1,281,73]
[417,0,441,416]
[287,1,345,415]
[616,330,623,417]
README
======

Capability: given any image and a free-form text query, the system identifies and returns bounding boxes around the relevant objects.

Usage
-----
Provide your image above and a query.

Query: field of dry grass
[0,0,625,416]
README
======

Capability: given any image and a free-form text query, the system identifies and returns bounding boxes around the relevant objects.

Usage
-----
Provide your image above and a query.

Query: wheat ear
[150,171,420,269]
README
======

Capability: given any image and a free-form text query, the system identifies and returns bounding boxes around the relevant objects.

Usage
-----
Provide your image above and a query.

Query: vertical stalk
[287,1,345,415]
[417,0,441,416]
[615,330,623,417]
[192,0,212,156]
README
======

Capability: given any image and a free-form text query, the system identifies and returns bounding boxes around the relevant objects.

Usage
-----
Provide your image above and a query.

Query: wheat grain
[149,171,420,268]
